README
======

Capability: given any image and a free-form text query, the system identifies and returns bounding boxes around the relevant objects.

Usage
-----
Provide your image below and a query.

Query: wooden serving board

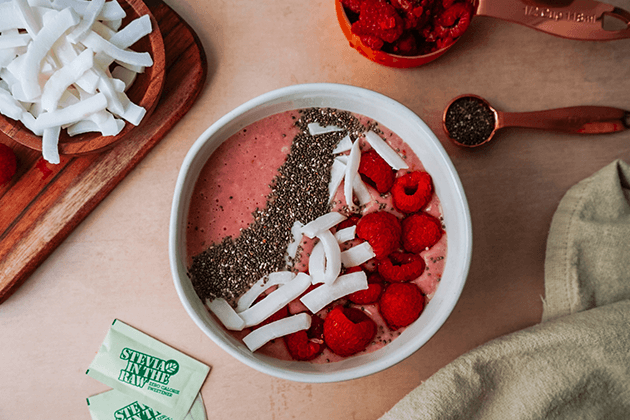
[0,0,207,304]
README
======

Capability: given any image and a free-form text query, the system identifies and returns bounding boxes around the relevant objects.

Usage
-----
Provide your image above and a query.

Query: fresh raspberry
[284,314,325,361]
[391,31,418,55]
[379,282,425,329]
[378,251,425,282]
[402,212,443,253]
[391,171,433,213]
[335,215,360,232]
[341,0,364,14]
[358,150,395,193]
[347,272,383,304]
[0,143,18,184]
[360,34,384,50]
[323,306,376,357]
[356,211,401,258]
[351,0,405,46]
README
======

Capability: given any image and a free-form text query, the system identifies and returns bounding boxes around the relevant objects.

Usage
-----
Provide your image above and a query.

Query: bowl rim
[169,82,472,383]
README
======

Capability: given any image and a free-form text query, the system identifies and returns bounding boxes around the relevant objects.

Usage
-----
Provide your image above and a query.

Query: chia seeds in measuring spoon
[444,96,496,146]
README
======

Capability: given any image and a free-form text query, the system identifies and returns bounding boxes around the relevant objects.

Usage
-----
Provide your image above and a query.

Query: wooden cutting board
[0,0,207,304]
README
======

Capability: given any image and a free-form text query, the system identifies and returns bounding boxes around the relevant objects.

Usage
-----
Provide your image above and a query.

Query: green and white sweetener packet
[87,390,207,420]
[87,320,210,420]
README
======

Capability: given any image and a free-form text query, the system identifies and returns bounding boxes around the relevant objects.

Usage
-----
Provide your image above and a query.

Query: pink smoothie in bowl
[170,84,472,382]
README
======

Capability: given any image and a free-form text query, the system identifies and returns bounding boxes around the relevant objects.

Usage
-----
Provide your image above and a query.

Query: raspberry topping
[323,306,377,357]
[356,211,402,258]
[379,282,425,329]
[347,272,383,304]
[341,0,364,13]
[377,251,426,282]
[391,171,433,213]
[284,314,325,361]
[351,0,405,45]
[358,149,395,193]
[401,212,443,253]
[0,143,18,185]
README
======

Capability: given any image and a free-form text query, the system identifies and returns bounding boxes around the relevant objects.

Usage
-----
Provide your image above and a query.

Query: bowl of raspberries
[336,0,475,67]
[170,83,472,382]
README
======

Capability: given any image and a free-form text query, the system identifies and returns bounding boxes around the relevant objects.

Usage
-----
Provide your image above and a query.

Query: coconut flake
[42,126,60,164]
[235,271,295,313]
[353,176,372,206]
[285,220,304,267]
[81,30,153,68]
[328,159,345,203]
[344,138,361,208]
[307,122,344,136]
[41,48,94,112]
[300,271,368,314]
[301,211,346,238]
[33,92,107,130]
[340,241,375,267]
[242,313,311,352]
[308,240,326,285]
[206,298,245,331]
[364,131,408,170]
[332,134,352,154]
[334,225,355,243]
[317,230,341,285]
[238,272,311,328]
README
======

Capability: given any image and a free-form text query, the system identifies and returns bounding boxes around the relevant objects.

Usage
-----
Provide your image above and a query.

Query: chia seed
[444,96,496,146]
[188,108,367,304]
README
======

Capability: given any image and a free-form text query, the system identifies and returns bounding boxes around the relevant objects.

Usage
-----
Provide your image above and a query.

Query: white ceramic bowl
[169,83,472,383]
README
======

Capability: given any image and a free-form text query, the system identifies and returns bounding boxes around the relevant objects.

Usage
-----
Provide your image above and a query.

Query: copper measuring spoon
[442,94,630,148]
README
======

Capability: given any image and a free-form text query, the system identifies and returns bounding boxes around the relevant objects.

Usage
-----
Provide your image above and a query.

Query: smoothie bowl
[170,83,472,382]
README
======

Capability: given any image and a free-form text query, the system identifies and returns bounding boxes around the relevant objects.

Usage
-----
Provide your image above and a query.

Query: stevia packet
[87,390,207,420]
[87,320,210,420]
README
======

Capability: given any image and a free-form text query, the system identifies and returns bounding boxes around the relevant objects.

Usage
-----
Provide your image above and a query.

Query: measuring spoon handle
[497,106,630,134]
[476,0,630,41]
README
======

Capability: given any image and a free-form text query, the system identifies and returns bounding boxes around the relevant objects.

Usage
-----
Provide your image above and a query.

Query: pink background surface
[2,0,629,418]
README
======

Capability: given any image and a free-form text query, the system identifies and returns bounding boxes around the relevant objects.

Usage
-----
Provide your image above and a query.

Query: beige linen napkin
[380,160,630,420]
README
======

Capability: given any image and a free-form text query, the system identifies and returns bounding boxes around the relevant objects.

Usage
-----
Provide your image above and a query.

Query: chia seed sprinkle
[444,96,496,146]
[188,108,367,304]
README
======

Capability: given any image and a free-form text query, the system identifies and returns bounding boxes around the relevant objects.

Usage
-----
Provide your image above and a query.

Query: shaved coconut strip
[308,123,344,136]
[20,111,43,135]
[301,212,346,239]
[206,298,245,331]
[235,271,295,313]
[300,271,368,314]
[333,134,352,154]
[318,230,341,285]
[41,48,93,112]
[67,0,104,42]
[52,0,126,21]
[0,86,25,119]
[0,49,17,68]
[340,241,375,267]
[238,273,311,328]
[364,131,409,170]
[328,159,345,203]
[112,66,138,92]
[353,176,372,205]
[94,15,152,69]
[33,92,107,129]
[82,31,152,68]
[90,19,116,39]
[335,154,348,165]
[308,240,326,285]
[116,91,145,125]
[0,2,22,32]
[52,38,100,94]
[286,220,303,262]
[344,138,361,207]
[67,115,124,136]
[13,0,41,36]
[92,66,124,115]
[21,7,79,100]
[104,17,121,31]
[0,33,30,49]
[243,313,311,352]
[334,226,355,243]
[42,126,60,164]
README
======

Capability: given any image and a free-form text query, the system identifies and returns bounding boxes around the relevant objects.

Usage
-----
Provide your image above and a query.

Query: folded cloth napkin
[380,160,630,420]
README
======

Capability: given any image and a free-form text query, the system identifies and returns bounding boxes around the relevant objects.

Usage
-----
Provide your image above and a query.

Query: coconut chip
[340,241,375,267]
[235,271,295,313]
[206,298,246,332]
[364,131,409,170]
[307,122,344,136]
[242,313,311,352]
[301,211,346,238]
[300,271,368,314]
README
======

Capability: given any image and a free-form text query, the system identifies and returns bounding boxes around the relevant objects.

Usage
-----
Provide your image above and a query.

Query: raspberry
[356,211,401,258]
[402,212,443,253]
[358,150,395,193]
[323,306,376,357]
[351,0,405,46]
[391,171,434,213]
[335,215,360,232]
[0,143,18,185]
[391,31,418,55]
[379,282,425,329]
[378,251,425,282]
[347,272,383,304]
[284,314,325,361]
[341,0,364,14]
